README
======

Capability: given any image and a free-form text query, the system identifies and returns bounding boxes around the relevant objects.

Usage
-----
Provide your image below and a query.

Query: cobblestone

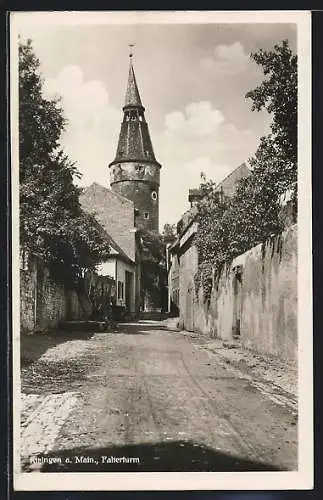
[184,333,297,398]
[39,340,93,362]
[21,392,80,470]
[19,322,298,473]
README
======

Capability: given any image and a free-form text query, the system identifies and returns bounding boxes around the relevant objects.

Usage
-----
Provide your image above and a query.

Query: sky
[14,13,297,230]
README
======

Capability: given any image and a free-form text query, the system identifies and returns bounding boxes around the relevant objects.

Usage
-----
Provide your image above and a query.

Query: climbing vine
[194,40,297,302]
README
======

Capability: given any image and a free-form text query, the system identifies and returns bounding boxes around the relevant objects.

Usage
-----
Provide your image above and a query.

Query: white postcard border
[10,9,313,491]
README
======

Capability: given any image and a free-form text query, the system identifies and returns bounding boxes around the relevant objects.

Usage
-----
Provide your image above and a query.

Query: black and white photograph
[11,10,312,491]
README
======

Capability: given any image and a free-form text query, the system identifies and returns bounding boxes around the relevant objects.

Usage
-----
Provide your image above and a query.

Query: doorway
[185,284,195,332]
[232,265,242,337]
[125,271,134,313]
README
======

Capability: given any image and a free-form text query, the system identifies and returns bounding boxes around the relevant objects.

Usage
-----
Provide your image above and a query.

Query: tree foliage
[246,39,297,168]
[162,223,177,243]
[194,40,297,301]
[19,39,110,284]
[138,229,166,308]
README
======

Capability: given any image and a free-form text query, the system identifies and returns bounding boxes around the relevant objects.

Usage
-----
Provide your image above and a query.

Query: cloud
[159,156,233,227]
[157,97,264,227]
[165,101,225,138]
[180,157,232,184]
[163,100,254,156]
[42,65,265,230]
[158,100,255,169]
[43,65,121,186]
[215,41,249,62]
[41,66,252,229]
[200,42,251,76]
[216,122,254,152]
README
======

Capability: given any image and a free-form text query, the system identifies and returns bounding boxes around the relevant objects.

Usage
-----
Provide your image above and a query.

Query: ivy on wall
[194,40,297,302]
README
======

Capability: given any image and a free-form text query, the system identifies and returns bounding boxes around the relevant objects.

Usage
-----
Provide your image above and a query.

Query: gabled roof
[109,58,160,167]
[124,59,143,108]
[80,183,136,264]
[106,232,135,265]
[188,188,204,203]
[215,163,250,198]
[176,164,251,240]
[177,205,199,237]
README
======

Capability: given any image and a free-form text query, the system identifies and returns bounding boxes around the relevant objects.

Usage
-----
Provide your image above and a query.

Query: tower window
[144,212,149,220]
[151,191,157,201]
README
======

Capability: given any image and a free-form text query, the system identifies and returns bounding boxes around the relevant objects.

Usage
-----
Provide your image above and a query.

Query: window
[117,281,124,300]
[144,212,149,220]
[151,191,157,201]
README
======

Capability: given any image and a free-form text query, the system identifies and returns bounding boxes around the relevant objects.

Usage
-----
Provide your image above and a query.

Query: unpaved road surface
[21,321,297,472]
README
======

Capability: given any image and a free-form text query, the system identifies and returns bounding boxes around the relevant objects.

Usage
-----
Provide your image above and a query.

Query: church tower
[109,53,161,232]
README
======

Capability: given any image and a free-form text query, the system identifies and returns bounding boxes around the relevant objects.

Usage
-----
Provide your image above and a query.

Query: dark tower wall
[108,57,161,233]
[109,161,160,231]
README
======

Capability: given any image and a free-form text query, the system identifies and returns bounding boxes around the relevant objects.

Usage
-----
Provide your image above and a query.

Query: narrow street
[21,321,298,473]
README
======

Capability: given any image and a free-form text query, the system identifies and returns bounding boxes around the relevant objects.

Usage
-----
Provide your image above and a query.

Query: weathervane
[129,43,135,59]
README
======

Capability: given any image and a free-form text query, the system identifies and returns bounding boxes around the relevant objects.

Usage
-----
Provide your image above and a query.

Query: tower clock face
[135,165,145,176]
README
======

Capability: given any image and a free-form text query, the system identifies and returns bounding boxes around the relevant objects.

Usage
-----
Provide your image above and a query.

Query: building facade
[168,163,251,330]
[80,183,139,318]
[108,55,162,232]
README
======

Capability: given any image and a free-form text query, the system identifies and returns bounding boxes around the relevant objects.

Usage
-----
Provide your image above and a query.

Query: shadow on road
[106,322,176,335]
[21,322,173,362]
[109,325,151,335]
[27,440,282,472]
[20,331,94,367]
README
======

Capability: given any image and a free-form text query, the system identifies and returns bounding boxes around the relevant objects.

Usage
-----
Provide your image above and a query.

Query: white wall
[115,259,136,312]
[96,260,116,278]
[191,225,298,362]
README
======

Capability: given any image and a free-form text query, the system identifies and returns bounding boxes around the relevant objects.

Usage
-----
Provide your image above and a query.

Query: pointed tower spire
[124,54,143,109]
[108,50,162,232]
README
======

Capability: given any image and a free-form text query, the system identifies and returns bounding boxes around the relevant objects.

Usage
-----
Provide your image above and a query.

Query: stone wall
[113,180,159,231]
[20,256,69,333]
[168,251,180,315]
[109,161,160,186]
[182,225,297,363]
[65,288,85,321]
[84,271,115,319]
[179,240,199,332]
[20,256,98,333]
[21,253,120,333]
[34,264,67,330]
[109,161,160,232]
[20,257,37,333]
